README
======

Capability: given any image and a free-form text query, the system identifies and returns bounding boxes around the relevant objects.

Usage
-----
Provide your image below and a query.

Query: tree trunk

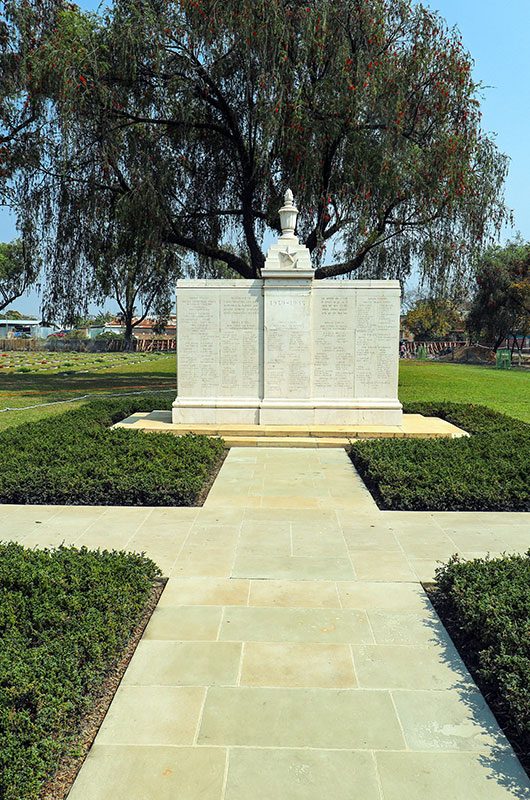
[124,317,135,351]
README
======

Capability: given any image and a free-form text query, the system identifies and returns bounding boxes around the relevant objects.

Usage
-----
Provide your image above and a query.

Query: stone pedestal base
[258,400,403,426]
[172,399,260,425]
[172,398,403,426]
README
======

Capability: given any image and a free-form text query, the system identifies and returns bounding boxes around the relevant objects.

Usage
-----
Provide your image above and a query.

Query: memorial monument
[172,190,403,427]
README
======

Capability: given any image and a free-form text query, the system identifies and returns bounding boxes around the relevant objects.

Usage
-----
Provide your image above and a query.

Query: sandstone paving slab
[392,688,512,753]
[185,528,241,549]
[352,644,474,691]
[248,578,340,607]
[122,641,241,686]
[288,511,347,535]
[158,578,250,607]
[409,557,450,582]
[95,686,205,746]
[393,530,458,560]
[367,609,451,646]
[258,494,325,509]
[143,606,223,641]
[431,511,530,528]
[497,529,530,551]
[376,751,530,800]
[240,642,357,688]
[126,532,191,565]
[0,502,58,518]
[237,529,292,556]
[343,529,401,552]
[20,528,81,549]
[337,581,428,611]
[290,533,350,558]
[348,550,416,582]
[66,745,226,800]
[219,605,373,644]
[196,506,247,525]
[382,512,447,534]
[198,687,405,749]
[224,748,381,800]
[444,530,515,554]
[242,506,338,526]
[171,549,234,578]
[75,528,137,551]
[232,553,355,580]
[203,492,263,509]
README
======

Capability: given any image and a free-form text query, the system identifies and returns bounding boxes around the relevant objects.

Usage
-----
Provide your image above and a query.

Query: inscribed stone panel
[354,290,399,398]
[264,288,312,399]
[312,289,356,398]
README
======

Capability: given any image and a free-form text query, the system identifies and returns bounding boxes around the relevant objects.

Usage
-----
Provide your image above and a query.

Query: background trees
[0,240,38,312]
[1,0,508,323]
[404,296,464,341]
[467,239,530,351]
[92,238,182,348]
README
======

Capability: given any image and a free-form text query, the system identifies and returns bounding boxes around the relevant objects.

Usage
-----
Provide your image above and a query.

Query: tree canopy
[467,239,530,350]
[2,0,510,319]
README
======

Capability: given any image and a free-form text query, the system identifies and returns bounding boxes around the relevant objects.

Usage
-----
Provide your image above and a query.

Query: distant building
[0,319,58,339]
[88,317,177,339]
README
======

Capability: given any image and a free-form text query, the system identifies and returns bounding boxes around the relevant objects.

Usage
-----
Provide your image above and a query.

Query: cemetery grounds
[0,351,529,800]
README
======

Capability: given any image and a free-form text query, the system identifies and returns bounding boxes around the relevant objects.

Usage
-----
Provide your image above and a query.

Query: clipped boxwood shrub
[0,542,161,800]
[350,403,530,511]
[433,553,530,772]
[0,393,225,506]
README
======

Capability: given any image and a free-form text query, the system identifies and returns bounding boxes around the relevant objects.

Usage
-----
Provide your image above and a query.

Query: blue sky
[2,0,529,316]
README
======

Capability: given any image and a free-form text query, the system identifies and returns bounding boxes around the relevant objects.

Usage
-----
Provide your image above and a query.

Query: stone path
[1,448,529,798]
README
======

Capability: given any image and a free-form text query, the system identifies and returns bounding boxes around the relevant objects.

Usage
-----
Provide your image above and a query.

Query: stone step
[220,436,351,448]
[113,411,469,446]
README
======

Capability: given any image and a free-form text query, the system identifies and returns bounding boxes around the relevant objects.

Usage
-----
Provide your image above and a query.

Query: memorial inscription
[264,290,312,399]
[313,290,356,398]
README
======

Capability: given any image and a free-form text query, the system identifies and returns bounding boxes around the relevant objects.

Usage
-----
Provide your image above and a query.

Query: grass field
[0,352,528,431]
[399,361,530,423]
[0,352,176,431]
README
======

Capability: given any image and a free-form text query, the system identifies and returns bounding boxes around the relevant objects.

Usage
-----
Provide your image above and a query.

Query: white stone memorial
[172,190,403,426]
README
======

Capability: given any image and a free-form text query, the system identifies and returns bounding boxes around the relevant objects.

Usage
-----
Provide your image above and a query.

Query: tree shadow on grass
[0,369,176,399]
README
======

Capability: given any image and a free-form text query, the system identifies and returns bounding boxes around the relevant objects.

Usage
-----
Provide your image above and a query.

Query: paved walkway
[1,448,529,799]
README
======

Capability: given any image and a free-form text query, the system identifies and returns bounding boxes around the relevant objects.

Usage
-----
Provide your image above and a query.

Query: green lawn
[0,352,176,431]
[399,361,530,423]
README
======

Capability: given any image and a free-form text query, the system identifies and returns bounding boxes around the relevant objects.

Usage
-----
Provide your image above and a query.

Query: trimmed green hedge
[0,393,225,505]
[433,553,530,770]
[0,543,160,800]
[350,403,530,511]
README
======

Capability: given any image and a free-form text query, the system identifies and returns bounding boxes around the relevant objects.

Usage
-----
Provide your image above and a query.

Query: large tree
[6,0,509,315]
[467,239,530,351]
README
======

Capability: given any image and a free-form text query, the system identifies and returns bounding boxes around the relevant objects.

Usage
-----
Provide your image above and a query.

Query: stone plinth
[172,190,402,426]
[172,278,402,426]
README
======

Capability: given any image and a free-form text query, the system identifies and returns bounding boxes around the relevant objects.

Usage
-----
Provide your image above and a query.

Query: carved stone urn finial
[279,188,298,239]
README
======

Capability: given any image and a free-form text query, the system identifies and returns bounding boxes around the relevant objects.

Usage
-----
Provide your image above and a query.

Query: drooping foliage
[3,0,509,318]
[467,238,530,349]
